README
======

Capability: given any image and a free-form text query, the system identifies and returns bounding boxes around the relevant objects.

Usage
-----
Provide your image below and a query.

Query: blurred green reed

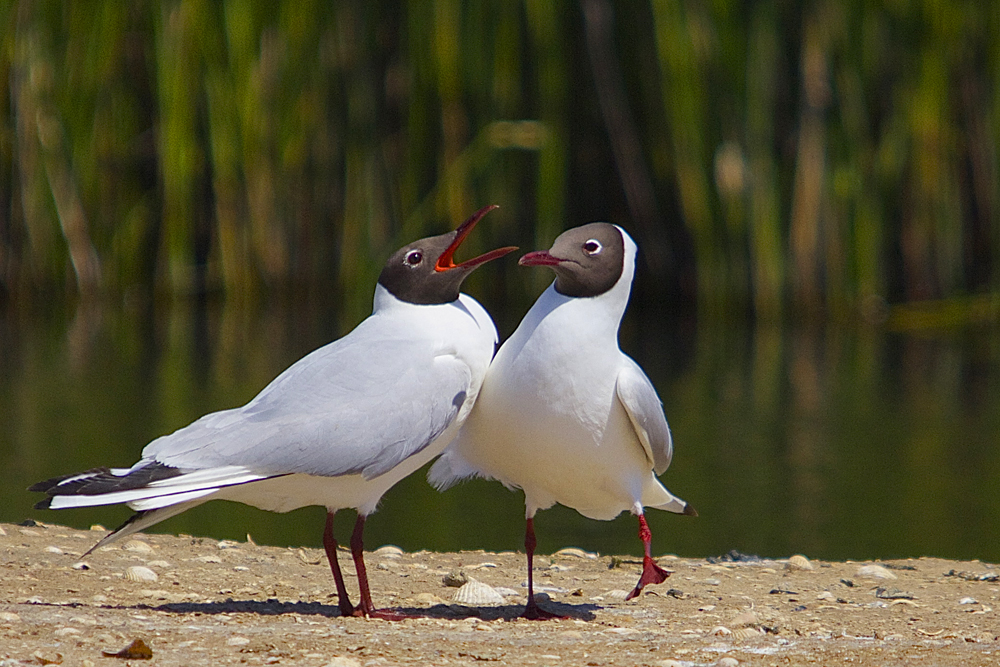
[0,1,997,321]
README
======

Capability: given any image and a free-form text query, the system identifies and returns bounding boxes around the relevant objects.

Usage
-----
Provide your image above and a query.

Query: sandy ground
[1,521,998,666]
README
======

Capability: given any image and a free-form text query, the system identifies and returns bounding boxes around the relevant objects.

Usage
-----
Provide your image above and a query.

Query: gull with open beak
[31,205,516,619]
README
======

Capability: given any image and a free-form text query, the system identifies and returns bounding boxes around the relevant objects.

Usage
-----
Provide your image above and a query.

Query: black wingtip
[33,499,53,510]
[683,503,698,517]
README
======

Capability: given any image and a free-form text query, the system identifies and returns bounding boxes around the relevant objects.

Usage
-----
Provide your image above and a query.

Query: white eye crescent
[405,250,423,266]
[583,239,602,255]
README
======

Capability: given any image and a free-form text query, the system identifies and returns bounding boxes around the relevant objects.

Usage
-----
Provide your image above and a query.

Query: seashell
[122,540,154,553]
[857,564,897,580]
[217,540,241,550]
[374,545,404,557]
[324,657,362,667]
[89,524,106,532]
[716,658,740,667]
[711,625,732,636]
[452,578,504,605]
[146,560,172,569]
[45,546,64,555]
[786,554,814,571]
[124,565,158,583]
[0,525,6,536]
[297,549,321,565]
[554,547,598,559]
[731,611,759,627]
[600,589,630,601]
[731,627,761,641]
[959,597,978,605]
[442,570,468,587]
[71,561,90,571]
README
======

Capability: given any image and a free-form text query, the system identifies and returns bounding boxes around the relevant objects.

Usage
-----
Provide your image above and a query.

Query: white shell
[600,589,630,601]
[124,565,159,583]
[857,564,897,580]
[731,627,761,641]
[122,540,154,553]
[452,579,504,605]
[553,547,598,559]
[374,545,404,557]
[785,554,814,571]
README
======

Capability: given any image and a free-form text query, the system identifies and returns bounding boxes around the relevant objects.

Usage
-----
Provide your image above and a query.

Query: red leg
[322,511,355,617]
[522,517,562,620]
[625,514,671,600]
[349,514,410,620]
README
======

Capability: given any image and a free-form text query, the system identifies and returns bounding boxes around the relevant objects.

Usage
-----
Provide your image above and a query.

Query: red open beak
[518,250,562,267]
[435,205,518,272]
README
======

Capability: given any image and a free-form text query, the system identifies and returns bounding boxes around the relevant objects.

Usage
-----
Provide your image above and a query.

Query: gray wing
[142,320,472,480]
[615,356,673,475]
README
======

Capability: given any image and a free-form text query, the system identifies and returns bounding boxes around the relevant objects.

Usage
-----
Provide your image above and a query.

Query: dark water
[2,294,999,563]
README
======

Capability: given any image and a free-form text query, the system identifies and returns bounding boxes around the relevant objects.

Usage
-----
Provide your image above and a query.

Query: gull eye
[582,239,602,255]
[405,250,423,266]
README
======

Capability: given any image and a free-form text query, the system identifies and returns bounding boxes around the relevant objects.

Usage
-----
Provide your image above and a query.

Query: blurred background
[2,1,999,562]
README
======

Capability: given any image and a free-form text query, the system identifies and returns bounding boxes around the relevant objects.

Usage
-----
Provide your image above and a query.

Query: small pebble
[194,555,222,564]
[45,546,64,555]
[443,570,468,587]
[71,562,90,571]
[226,636,250,646]
[959,597,978,605]
[717,658,740,667]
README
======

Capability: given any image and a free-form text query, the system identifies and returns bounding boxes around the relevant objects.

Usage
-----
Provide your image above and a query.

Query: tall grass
[0,0,996,320]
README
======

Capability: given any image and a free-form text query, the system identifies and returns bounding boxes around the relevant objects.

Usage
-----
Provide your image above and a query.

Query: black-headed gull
[430,222,695,619]
[31,205,516,619]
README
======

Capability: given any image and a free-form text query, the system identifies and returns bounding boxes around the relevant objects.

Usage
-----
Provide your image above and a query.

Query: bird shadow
[140,598,598,621]
[23,597,599,621]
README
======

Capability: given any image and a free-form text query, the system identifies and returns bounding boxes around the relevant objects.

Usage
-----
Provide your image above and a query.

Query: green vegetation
[0,1,997,321]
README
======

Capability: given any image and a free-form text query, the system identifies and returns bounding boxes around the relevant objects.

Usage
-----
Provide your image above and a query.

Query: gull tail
[428,448,480,491]
[30,461,280,551]
[643,477,697,516]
